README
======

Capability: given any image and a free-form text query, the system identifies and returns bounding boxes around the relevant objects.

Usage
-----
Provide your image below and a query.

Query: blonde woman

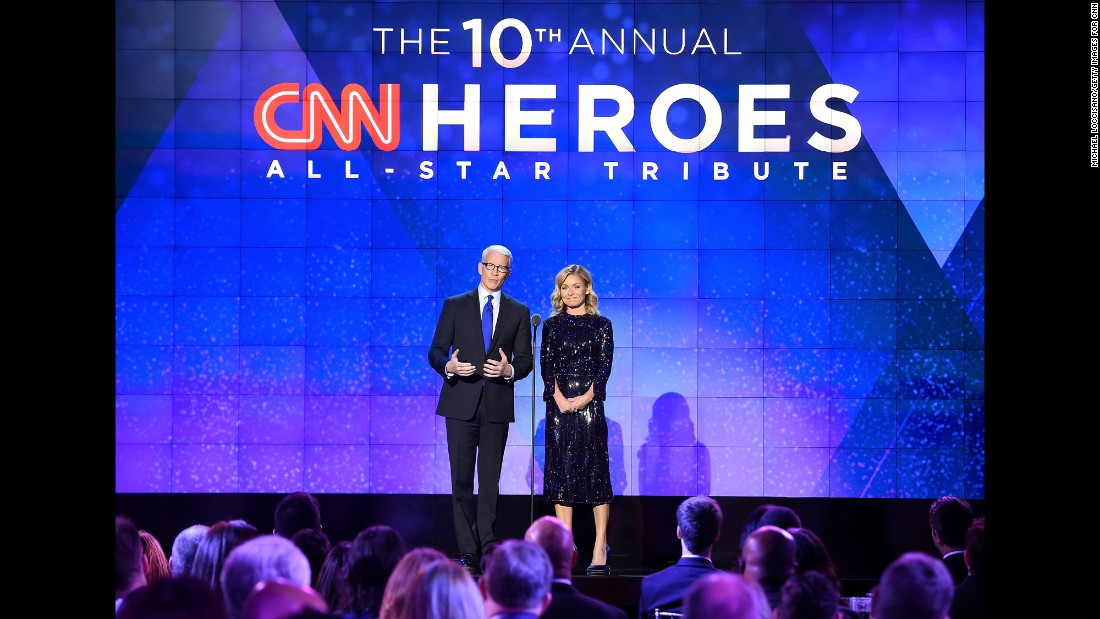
[540,264,615,574]
[384,552,483,619]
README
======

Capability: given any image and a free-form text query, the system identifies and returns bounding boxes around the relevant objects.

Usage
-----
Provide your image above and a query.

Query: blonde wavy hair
[550,264,599,316]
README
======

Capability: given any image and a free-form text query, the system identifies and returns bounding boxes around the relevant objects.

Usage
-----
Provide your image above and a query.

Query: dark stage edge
[116,493,983,612]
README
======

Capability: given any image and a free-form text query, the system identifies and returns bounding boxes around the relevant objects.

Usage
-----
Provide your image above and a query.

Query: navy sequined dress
[540,311,614,505]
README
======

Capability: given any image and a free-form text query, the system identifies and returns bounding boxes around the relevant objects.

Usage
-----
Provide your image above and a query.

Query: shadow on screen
[637,392,711,496]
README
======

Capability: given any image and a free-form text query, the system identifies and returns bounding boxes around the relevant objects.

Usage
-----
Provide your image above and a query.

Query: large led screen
[116,0,985,498]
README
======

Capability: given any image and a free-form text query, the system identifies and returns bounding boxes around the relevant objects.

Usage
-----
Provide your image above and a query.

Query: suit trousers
[446,391,509,556]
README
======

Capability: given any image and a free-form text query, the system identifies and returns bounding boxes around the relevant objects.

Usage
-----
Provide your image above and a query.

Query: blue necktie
[483,294,494,352]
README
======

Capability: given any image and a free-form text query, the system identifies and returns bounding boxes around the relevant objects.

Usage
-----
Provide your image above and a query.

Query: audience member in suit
[428,244,534,571]
[738,524,797,611]
[290,528,331,589]
[274,492,323,539]
[378,547,451,619]
[682,571,765,619]
[737,504,801,566]
[947,517,985,619]
[315,541,353,613]
[170,524,210,576]
[524,515,628,619]
[400,555,485,619]
[789,528,859,619]
[871,552,954,619]
[116,514,148,613]
[117,574,231,619]
[345,524,408,619]
[637,495,725,619]
[141,529,172,584]
[775,571,841,619]
[927,495,973,585]
[240,577,329,619]
[479,539,554,619]
[220,535,312,619]
[192,519,261,600]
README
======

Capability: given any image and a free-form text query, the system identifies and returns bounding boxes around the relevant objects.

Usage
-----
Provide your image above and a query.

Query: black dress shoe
[457,553,481,575]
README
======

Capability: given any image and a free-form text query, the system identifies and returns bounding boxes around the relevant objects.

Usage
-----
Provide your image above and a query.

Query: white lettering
[422,84,481,151]
[505,84,556,152]
[578,85,636,152]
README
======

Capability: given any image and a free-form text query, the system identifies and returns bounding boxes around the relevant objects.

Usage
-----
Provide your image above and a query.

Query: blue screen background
[116,0,984,498]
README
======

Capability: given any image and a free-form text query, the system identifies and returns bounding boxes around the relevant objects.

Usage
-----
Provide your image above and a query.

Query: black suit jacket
[542,581,627,619]
[948,574,985,619]
[943,552,968,585]
[637,556,720,618]
[429,288,533,422]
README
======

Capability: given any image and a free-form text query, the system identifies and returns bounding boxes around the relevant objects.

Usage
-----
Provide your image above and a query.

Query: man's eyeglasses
[482,262,511,274]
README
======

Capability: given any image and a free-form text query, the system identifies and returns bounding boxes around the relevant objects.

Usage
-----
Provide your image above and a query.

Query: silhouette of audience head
[117,574,232,619]
[789,527,843,593]
[220,535,312,619]
[274,492,322,539]
[928,496,972,552]
[740,525,797,583]
[739,524,797,610]
[315,540,353,612]
[171,524,210,576]
[676,495,724,555]
[524,514,577,578]
[400,555,484,619]
[872,552,954,619]
[682,571,764,619]
[963,517,985,579]
[116,514,148,604]
[240,577,329,619]
[775,571,839,619]
[738,504,802,558]
[191,519,260,598]
[947,517,985,619]
[378,547,450,619]
[479,539,553,617]
[289,527,331,587]
[141,529,172,584]
[346,524,407,618]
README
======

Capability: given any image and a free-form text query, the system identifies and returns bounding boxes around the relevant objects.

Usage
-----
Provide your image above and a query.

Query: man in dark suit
[525,515,628,619]
[928,495,973,585]
[429,244,534,573]
[638,495,725,619]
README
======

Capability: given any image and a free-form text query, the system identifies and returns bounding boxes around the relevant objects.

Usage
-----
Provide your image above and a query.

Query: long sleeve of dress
[540,321,558,402]
[592,316,614,401]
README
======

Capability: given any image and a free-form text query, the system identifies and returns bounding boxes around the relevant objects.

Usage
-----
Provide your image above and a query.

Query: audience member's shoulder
[241,577,329,619]
[118,575,231,619]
